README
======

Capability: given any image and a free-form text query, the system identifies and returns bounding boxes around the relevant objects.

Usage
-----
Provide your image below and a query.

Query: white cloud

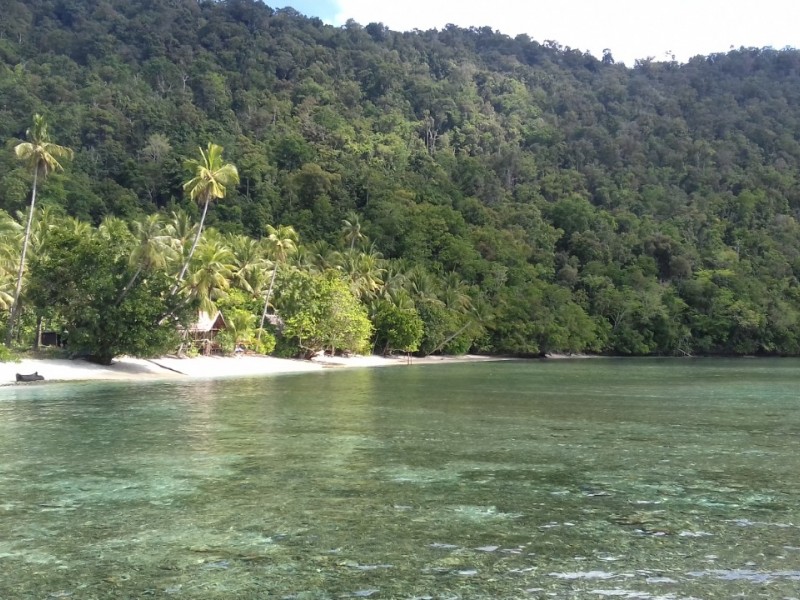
[331,0,800,65]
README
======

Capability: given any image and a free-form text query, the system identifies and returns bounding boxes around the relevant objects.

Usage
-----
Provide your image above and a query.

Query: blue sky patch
[269,0,339,23]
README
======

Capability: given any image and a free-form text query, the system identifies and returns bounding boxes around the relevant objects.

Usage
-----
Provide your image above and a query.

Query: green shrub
[252,330,277,355]
[0,345,18,363]
[215,330,237,355]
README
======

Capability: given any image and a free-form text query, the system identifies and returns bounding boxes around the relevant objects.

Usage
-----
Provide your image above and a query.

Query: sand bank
[1,353,506,386]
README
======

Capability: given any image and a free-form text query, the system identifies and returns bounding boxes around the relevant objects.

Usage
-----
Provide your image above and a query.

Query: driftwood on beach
[16,372,45,382]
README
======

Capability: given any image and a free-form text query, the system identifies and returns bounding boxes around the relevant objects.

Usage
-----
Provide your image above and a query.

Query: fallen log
[16,372,45,382]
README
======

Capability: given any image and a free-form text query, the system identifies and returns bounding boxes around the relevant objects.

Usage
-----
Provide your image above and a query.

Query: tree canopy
[2,0,800,356]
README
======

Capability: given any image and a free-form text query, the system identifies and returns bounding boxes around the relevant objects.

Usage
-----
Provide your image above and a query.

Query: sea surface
[1,358,799,599]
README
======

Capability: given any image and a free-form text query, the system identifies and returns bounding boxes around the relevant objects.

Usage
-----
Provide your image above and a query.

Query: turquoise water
[1,358,799,599]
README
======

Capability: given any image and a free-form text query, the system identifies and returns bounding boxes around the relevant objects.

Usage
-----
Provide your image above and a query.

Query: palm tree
[165,210,197,246]
[0,211,22,269]
[185,232,235,314]
[6,114,72,344]
[116,214,177,305]
[63,216,93,238]
[378,261,409,303]
[227,233,267,296]
[26,205,61,255]
[258,224,298,339]
[341,211,366,251]
[0,212,21,312]
[300,239,336,273]
[97,215,131,243]
[407,266,443,307]
[224,308,257,350]
[164,210,197,278]
[441,272,473,313]
[336,246,385,302]
[172,143,239,294]
[13,206,64,348]
[0,281,13,313]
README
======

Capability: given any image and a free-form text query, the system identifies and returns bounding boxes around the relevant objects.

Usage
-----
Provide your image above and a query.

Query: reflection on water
[1,358,800,598]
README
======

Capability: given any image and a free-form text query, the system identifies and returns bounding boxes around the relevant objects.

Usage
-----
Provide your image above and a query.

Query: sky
[270,0,800,66]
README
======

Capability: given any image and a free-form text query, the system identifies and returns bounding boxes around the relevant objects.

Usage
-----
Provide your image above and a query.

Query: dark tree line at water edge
[1,0,800,358]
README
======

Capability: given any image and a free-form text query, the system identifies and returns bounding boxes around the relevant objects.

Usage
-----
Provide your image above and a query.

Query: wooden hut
[186,311,226,355]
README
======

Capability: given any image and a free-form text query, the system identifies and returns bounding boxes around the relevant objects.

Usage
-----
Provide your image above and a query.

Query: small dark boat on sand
[16,372,45,382]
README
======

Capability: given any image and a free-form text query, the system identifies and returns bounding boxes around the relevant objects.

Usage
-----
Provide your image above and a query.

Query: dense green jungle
[2,0,800,360]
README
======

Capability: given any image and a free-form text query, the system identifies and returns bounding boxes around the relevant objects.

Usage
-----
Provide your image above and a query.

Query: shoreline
[0,353,510,387]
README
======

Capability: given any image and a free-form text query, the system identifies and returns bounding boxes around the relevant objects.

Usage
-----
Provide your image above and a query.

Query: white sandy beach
[0,353,507,386]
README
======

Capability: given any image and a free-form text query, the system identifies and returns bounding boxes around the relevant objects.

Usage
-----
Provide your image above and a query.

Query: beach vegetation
[279,271,373,358]
[373,301,424,355]
[26,228,191,365]
[0,344,16,363]
[2,1,800,357]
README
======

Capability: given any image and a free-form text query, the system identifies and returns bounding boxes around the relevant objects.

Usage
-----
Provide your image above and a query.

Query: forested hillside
[2,0,800,356]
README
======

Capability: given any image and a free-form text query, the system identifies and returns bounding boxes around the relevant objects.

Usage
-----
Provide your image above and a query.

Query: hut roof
[188,311,226,333]
[264,313,284,328]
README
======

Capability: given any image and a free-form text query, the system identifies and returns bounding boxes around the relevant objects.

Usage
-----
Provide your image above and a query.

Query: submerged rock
[550,570,618,580]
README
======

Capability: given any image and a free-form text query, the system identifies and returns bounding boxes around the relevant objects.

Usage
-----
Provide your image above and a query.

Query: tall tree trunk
[171,194,210,295]
[6,168,38,345]
[257,263,279,341]
[34,315,43,351]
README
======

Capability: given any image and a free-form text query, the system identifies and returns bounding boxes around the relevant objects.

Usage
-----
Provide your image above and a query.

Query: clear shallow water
[1,358,799,599]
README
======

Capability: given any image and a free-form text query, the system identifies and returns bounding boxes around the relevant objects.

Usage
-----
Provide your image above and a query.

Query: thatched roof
[188,311,226,333]
[264,313,284,328]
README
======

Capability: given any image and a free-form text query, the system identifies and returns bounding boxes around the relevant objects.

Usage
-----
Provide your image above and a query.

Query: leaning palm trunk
[116,266,143,306]
[171,194,210,295]
[423,320,473,357]
[257,264,278,341]
[5,169,38,345]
